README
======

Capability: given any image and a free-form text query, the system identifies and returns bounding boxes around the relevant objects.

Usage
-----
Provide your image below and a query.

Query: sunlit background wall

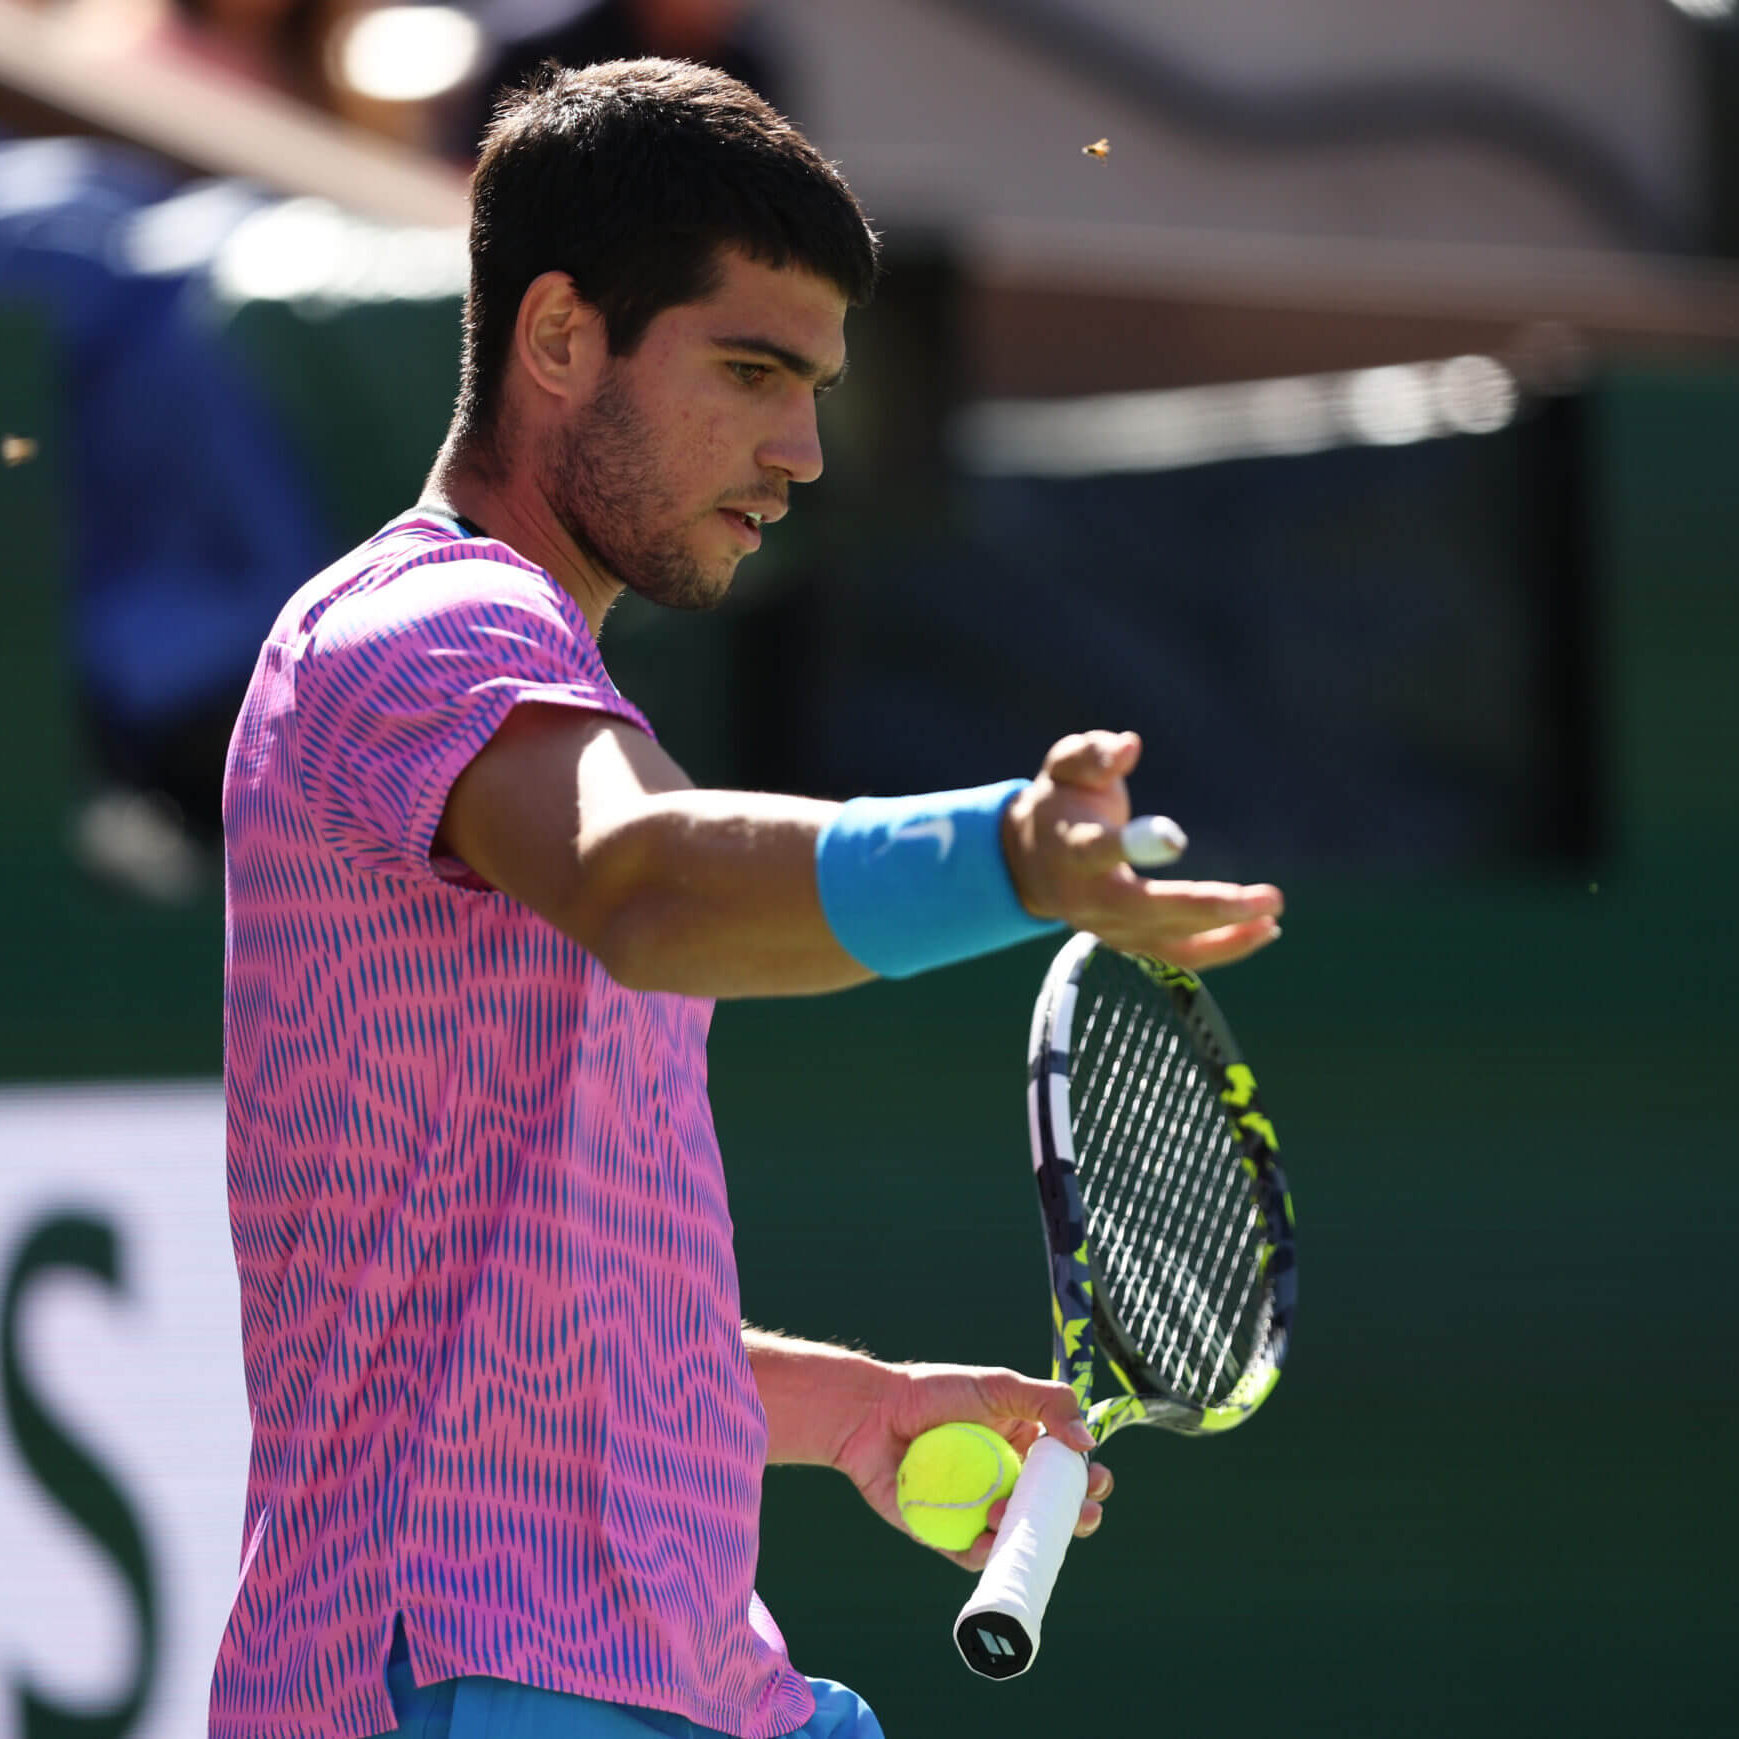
[2,2,1737,1735]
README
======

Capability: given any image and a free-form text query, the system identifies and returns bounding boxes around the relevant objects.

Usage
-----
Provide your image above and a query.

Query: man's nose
[759,394,824,486]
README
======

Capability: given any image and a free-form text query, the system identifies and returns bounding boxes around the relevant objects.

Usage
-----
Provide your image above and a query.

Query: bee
[2,435,38,467]
[1082,138,1110,161]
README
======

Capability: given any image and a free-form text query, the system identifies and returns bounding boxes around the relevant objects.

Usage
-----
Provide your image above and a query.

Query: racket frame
[954,931,1295,1679]
[1046,935,1295,1438]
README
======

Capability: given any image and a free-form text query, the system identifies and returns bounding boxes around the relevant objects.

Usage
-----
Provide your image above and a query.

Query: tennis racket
[954,830,1296,1679]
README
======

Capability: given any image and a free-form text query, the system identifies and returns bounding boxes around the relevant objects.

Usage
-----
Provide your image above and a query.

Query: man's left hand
[831,1361,1114,1571]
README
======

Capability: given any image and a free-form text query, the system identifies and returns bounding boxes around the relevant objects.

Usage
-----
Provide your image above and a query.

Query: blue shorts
[376,1621,884,1739]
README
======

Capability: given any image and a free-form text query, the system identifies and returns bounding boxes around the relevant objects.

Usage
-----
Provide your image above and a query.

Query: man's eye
[728,362,771,386]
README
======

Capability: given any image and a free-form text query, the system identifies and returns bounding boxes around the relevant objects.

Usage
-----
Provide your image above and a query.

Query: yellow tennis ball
[896,1423,1023,1552]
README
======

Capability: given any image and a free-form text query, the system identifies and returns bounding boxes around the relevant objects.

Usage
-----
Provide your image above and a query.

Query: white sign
[0,1082,250,1739]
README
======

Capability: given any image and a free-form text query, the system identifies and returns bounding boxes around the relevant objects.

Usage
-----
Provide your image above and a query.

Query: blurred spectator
[0,137,329,897]
[55,0,347,111]
[459,0,782,156]
[52,0,491,156]
[157,0,335,107]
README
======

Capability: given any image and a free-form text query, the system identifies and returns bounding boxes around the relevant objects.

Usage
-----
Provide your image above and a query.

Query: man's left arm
[743,1326,1112,1572]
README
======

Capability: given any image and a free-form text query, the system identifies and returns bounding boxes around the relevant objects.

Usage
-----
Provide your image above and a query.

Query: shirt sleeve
[293,554,651,884]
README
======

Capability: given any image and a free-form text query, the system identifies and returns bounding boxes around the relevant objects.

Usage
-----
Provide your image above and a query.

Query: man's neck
[422,442,622,638]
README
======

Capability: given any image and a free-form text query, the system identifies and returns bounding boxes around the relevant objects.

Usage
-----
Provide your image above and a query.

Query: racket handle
[1121,814,1188,869]
[952,1433,1087,1679]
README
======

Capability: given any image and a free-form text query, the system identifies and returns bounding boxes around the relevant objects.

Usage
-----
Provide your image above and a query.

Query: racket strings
[1067,970,1270,1406]
[1127,1067,1249,1394]
[1139,1068,1235,1369]
[1095,1022,1202,1316]
[1145,1064,1269,1393]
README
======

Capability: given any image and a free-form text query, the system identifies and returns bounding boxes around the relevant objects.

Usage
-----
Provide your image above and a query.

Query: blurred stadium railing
[0,0,466,224]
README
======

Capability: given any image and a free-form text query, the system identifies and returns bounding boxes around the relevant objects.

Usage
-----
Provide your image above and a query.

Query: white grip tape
[954,1435,1087,1674]
[1120,814,1188,869]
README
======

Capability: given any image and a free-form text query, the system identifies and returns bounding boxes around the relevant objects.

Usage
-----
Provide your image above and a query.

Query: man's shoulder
[287,511,583,657]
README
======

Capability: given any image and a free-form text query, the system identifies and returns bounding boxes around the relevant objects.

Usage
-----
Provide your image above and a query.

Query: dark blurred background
[2,1,1737,1735]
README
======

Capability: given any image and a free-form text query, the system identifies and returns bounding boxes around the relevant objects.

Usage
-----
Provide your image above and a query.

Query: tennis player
[213,58,1283,1739]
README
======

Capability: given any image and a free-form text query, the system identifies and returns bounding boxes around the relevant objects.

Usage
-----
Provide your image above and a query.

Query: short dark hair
[455,58,880,450]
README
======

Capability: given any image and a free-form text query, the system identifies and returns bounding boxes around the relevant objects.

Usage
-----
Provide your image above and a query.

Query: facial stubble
[543,368,735,613]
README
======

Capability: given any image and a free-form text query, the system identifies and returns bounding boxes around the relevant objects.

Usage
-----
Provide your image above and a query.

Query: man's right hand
[1000,731,1283,970]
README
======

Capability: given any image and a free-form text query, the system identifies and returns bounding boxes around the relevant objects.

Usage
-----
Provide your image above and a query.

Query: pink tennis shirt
[213,512,813,1739]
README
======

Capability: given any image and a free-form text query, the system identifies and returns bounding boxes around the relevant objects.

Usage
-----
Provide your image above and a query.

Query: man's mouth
[720,508,764,548]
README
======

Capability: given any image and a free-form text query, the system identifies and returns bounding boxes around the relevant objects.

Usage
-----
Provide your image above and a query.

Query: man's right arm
[436,706,1283,998]
[435,702,868,997]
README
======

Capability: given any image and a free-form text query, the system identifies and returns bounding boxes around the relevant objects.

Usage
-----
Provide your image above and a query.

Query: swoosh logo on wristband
[883,817,956,860]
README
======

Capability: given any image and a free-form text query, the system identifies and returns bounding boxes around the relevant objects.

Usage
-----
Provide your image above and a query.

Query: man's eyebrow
[715,336,849,395]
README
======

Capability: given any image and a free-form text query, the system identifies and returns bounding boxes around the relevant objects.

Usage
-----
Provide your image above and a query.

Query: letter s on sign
[3,1213,159,1739]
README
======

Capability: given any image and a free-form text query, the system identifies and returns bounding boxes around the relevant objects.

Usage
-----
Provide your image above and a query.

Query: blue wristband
[814,779,1063,979]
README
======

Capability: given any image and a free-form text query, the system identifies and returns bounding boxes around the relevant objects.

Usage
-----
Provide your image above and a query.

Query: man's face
[542,249,849,611]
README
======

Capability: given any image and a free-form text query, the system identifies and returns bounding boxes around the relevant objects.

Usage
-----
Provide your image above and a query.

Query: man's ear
[513,271,608,406]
